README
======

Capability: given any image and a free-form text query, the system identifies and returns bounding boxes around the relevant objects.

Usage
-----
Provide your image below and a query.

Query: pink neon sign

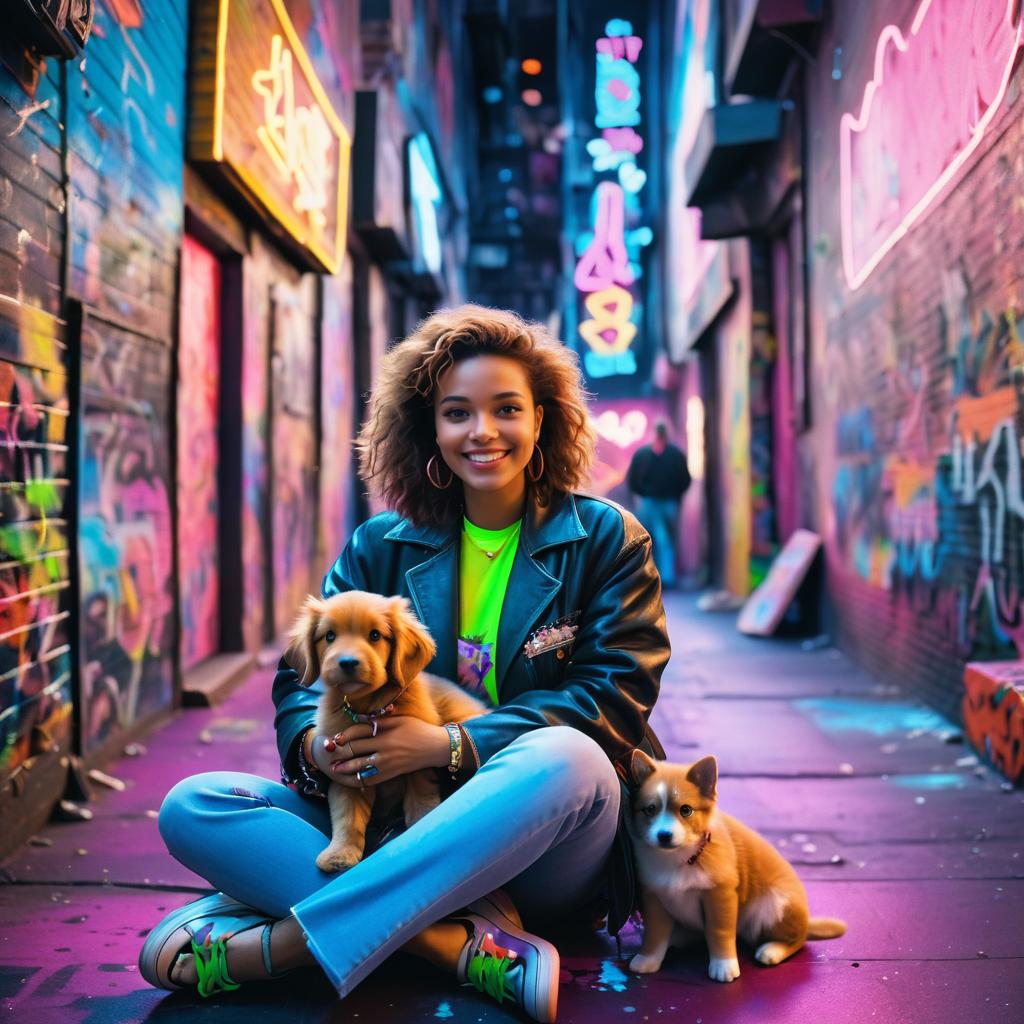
[575,18,649,379]
[840,0,1023,290]
[574,182,634,292]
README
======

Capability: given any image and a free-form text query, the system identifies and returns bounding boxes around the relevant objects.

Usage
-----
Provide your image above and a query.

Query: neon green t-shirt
[457,516,521,706]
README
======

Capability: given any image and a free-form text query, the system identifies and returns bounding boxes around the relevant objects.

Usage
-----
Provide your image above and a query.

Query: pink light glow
[839,0,1023,290]
[596,35,643,62]
[574,181,634,292]
[602,126,643,154]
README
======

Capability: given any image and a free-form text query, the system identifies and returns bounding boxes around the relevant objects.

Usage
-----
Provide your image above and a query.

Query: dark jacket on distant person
[627,442,691,500]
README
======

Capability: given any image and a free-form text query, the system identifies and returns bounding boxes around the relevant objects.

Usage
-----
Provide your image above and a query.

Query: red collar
[687,831,712,866]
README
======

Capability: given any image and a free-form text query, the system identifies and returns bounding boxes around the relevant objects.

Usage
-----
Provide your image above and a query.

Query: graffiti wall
[749,311,776,587]
[79,311,174,754]
[0,297,73,783]
[0,5,72,797]
[177,235,221,670]
[66,1,185,750]
[806,0,1024,719]
[270,277,318,638]
[66,1,185,337]
[240,239,272,650]
[318,262,355,569]
[717,239,753,598]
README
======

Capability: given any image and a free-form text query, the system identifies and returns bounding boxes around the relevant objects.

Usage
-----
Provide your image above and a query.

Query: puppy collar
[687,831,712,866]
[339,695,397,737]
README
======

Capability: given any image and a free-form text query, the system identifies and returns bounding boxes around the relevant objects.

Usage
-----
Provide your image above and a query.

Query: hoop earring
[527,445,545,483]
[427,454,453,490]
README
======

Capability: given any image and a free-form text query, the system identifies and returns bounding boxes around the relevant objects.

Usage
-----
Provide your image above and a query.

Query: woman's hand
[313,717,451,788]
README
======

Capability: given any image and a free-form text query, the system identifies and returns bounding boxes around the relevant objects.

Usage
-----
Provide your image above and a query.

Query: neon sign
[189,0,350,275]
[252,34,335,232]
[840,0,1023,290]
[408,133,443,275]
[574,19,651,379]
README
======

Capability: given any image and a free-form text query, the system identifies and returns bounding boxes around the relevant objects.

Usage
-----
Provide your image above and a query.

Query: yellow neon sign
[193,0,350,275]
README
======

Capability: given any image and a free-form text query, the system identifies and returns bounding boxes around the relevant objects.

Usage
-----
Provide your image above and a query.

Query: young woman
[141,306,669,1022]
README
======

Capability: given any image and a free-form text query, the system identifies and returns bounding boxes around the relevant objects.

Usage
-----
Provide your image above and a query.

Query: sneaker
[138,892,280,996]
[452,890,560,1023]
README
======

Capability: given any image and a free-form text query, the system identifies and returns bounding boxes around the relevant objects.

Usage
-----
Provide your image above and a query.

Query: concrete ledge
[182,652,256,707]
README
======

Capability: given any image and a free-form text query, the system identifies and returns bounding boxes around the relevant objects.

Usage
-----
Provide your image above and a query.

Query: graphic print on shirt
[457,634,493,699]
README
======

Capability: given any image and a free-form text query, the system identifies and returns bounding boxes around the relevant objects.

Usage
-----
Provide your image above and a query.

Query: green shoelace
[192,935,240,998]
[467,947,516,1005]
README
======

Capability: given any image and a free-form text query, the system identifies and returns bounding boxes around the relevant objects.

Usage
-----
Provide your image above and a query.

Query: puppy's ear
[284,595,324,687]
[686,755,718,800]
[386,597,436,687]
[630,748,658,787]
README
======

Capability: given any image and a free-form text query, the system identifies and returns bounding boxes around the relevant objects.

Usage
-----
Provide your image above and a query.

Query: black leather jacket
[272,492,669,933]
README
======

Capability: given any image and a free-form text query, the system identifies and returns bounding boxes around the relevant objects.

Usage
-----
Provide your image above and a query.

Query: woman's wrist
[429,723,453,769]
[295,726,329,796]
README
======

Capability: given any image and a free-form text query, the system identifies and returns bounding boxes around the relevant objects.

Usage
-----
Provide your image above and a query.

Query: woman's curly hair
[356,304,596,526]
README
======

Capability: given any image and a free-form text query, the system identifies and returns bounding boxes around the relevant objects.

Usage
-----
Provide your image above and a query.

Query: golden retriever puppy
[285,591,488,872]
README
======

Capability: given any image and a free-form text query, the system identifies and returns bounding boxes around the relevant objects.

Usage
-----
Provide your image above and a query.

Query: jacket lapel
[387,520,459,680]
[494,495,587,695]
[495,551,560,694]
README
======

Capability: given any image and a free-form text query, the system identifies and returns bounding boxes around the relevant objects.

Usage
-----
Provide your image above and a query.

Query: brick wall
[804,0,1024,720]
[0,42,73,810]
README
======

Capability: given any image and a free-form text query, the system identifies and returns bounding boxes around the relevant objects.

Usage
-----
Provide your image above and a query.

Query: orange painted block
[962,661,1024,786]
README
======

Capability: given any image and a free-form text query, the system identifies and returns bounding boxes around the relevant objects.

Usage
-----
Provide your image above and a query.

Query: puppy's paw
[708,956,741,983]
[629,952,663,974]
[316,844,362,873]
[755,941,792,966]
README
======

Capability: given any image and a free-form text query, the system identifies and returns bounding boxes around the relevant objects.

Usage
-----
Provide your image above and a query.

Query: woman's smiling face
[433,355,543,518]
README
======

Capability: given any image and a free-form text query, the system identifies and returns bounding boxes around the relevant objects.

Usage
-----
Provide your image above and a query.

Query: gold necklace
[465,533,508,560]
[464,523,518,560]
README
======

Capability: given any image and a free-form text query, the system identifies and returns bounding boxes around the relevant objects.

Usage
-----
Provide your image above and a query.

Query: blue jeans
[158,727,620,995]
[636,496,680,588]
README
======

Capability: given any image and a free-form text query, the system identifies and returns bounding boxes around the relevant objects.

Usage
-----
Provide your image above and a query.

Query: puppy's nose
[656,831,673,847]
[336,656,360,674]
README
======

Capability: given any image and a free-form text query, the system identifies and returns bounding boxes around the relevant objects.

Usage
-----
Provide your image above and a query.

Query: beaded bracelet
[443,722,463,775]
[295,727,329,797]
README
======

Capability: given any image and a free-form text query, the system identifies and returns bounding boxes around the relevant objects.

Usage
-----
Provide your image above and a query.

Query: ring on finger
[355,756,379,782]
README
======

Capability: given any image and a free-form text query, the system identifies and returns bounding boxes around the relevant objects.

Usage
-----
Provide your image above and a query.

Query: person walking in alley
[626,420,691,590]
[140,306,669,1022]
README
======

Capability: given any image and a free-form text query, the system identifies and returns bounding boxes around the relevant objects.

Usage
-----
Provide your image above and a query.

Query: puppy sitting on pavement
[627,750,846,982]
[285,591,488,873]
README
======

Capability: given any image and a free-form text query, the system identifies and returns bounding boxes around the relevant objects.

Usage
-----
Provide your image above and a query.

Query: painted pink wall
[177,235,221,670]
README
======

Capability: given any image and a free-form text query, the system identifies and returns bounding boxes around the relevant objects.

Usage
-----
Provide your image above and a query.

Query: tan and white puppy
[627,751,846,982]
[285,591,488,873]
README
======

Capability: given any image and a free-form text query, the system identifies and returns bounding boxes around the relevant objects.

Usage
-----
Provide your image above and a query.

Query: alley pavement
[2,593,1022,1023]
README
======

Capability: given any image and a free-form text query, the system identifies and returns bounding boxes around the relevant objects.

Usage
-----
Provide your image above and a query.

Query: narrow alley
[3,1,1024,1021]
[3,594,1021,1024]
